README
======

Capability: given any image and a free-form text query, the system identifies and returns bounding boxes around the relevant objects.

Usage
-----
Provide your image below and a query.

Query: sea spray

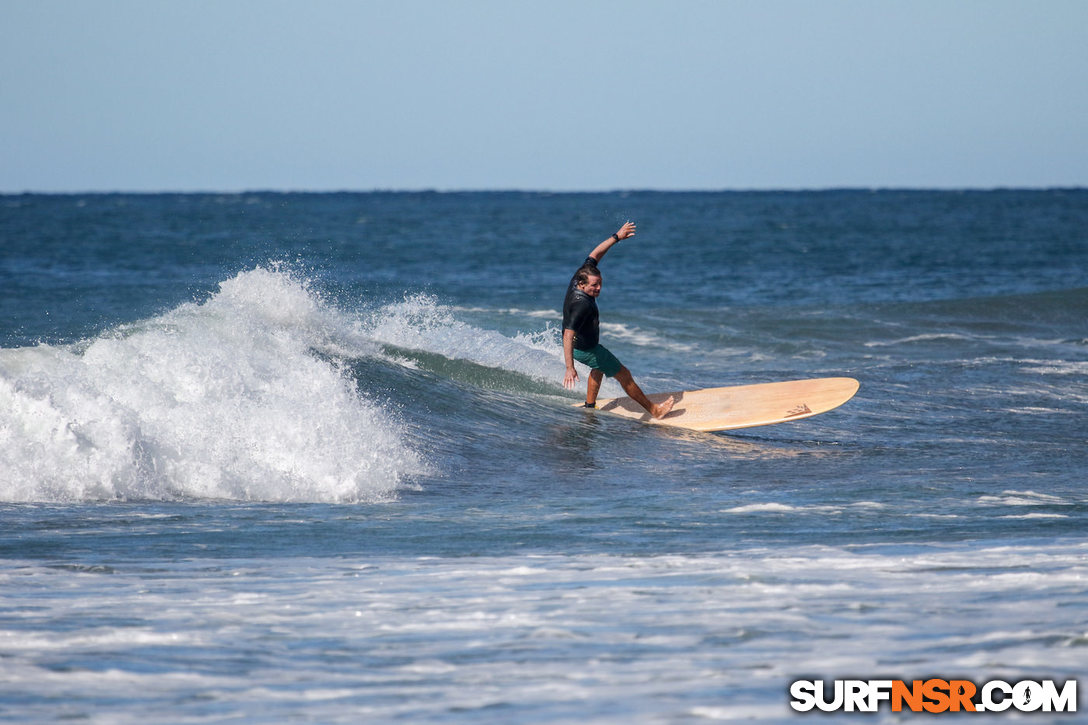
[0,267,424,503]
[362,293,625,396]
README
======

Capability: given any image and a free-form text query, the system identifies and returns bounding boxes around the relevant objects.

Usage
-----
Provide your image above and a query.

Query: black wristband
[611,233,620,242]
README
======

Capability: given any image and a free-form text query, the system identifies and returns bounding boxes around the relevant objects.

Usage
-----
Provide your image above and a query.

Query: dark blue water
[2,191,1086,722]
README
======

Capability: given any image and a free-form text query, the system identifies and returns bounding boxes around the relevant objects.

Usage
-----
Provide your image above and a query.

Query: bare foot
[650,395,675,419]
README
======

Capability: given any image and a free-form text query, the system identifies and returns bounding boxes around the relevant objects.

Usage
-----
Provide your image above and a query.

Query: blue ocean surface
[1,191,1086,722]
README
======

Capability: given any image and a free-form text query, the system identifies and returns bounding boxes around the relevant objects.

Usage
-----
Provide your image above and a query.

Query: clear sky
[2,0,1085,192]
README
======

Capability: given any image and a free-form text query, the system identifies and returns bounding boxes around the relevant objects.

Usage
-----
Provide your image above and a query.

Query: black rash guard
[562,257,600,351]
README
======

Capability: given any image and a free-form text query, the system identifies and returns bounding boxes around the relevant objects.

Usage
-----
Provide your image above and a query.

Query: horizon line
[3,184,1085,196]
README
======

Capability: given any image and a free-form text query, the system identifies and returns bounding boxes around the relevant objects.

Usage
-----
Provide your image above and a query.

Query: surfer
[562,222,675,419]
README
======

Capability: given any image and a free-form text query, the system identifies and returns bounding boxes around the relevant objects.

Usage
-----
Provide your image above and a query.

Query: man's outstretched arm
[587,221,636,263]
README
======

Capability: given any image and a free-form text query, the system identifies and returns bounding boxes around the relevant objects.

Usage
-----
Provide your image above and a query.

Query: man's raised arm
[587,221,636,263]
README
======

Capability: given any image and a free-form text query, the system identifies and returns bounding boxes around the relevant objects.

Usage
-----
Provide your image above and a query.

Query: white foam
[361,294,604,392]
[600,321,697,353]
[1023,359,1088,376]
[722,501,886,515]
[451,305,559,319]
[977,490,1070,507]
[0,266,424,503]
[9,542,1088,721]
[723,502,798,513]
[864,333,981,348]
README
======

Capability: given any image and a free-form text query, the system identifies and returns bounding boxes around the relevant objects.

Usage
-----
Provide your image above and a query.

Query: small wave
[722,503,797,513]
[521,309,562,319]
[1022,359,1088,376]
[864,333,981,348]
[600,322,698,353]
[721,502,885,515]
[976,490,1071,507]
[363,294,566,385]
[450,306,559,320]
[0,266,425,503]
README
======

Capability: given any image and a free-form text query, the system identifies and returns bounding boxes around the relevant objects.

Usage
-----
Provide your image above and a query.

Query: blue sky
[2,0,1085,192]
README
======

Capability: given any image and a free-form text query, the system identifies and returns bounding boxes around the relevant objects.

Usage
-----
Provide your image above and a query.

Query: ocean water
[1,190,1086,722]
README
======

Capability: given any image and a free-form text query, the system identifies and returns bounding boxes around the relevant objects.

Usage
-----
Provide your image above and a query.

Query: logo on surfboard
[786,403,812,418]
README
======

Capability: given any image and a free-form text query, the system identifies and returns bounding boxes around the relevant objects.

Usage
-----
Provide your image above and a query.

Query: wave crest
[0,266,424,503]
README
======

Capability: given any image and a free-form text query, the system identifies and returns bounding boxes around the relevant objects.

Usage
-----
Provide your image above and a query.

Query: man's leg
[586,369,604,407]
[614,366,675,419]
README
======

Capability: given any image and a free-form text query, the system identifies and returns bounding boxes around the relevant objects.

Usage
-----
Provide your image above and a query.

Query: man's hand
[563,365,580,389]
[589,221,637,263]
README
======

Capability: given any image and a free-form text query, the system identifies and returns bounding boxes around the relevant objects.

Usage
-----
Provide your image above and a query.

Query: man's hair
[574,264,601,287]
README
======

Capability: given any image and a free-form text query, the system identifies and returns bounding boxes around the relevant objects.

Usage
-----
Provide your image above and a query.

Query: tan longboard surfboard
[574,377,860,432]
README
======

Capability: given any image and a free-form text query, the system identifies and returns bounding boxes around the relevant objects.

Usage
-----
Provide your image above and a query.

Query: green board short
[573,344,623,378]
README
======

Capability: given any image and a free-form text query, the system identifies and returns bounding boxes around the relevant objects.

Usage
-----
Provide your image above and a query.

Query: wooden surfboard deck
[574,377,859,432]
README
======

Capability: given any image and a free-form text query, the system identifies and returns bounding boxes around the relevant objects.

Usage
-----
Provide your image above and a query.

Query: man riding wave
[562,221,675,419]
